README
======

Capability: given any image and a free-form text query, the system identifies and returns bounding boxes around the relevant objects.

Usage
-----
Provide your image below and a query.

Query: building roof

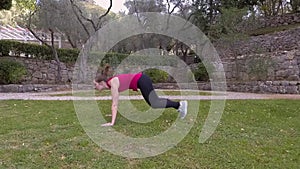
[0,25,61,42]
[0,25,36,41]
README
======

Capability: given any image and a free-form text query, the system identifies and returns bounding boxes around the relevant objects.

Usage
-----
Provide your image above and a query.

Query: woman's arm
[101,77,119,126]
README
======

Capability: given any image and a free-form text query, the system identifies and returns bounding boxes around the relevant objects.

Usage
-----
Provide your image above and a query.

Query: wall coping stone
[1,81,299,94]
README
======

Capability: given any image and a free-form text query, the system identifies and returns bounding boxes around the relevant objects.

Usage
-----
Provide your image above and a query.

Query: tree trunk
[79,44,87,83]
[50,29,62,83]
[67,35,77,48]
[181,43,188,62]
[209,0,214,25]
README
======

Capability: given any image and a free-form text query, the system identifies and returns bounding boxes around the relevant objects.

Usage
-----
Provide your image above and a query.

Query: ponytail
[102,65,110,76]
[95,64,111,83]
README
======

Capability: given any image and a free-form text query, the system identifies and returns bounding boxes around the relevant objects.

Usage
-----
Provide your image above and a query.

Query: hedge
[0,40,185,83]
[88,52,178,67]
[0,40,79,63]
[0,58,27,84]
[0,40,180,67]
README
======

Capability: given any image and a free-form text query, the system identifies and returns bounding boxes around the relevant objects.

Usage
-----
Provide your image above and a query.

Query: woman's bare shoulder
[109,77,120,87]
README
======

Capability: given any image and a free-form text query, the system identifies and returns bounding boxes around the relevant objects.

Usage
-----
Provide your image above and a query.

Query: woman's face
[94,81,106,91]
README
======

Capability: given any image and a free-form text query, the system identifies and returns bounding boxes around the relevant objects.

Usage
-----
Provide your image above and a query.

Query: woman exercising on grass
[94,65,188,127]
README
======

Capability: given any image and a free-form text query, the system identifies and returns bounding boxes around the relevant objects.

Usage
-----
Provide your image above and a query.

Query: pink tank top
[106,73,143,92]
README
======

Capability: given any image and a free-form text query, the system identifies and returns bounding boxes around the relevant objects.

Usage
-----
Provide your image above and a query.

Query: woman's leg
[137,74,180,109]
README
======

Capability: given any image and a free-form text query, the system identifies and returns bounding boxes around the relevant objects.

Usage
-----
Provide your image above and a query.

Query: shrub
[58,48,80,63]
[88,52,178,67]
[144,68,169,83]
[0,40,79,63]
[0,58,27,84]
[0,40,16,56]
[193,62,211,81]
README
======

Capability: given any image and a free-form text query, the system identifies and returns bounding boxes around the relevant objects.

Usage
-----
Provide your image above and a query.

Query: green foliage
[0,40,79,63]
[208,7,248,40]
[0,0,12,10]
[90,52,177,83]
[14,0,36,11]
[144,68,169,83]
[89,52,178,67]
[0,0,31,26]
[248,23,300,36]
[291,0,300,13]
[0,58,27,84]
[57,48,80,63]
[221,0,259,10]
[192,62,214,81]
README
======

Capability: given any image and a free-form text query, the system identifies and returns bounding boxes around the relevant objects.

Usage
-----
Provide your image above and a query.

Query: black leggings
[137,74,180,109]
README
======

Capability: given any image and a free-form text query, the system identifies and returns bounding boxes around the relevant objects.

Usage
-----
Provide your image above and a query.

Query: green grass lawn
[51,90,215,97]
[0,100,299,168]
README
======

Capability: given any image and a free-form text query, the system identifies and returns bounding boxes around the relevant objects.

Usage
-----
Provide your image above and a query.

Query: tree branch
[69,0,91,36]
[96,0,112,29]
[70,0,112,32]
[133,0,142,24]
[168,0,182,14]
[26,9,51,48]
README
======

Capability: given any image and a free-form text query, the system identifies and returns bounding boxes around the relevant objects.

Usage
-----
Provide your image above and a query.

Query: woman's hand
[101,122,114,127]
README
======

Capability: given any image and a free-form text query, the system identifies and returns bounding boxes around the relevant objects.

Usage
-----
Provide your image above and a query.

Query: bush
[144,68,169,83]
[0,40,79,63]
[88,52,178,67]
[0,0,12,10]
[0,58,27,84]
[193,62,211,81]
[58,48,80,63]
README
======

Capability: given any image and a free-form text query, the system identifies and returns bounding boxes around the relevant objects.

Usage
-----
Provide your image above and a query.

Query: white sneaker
[178,101,188,119]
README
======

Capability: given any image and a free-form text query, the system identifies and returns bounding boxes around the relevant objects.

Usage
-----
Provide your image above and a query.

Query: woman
[94,66,188,126]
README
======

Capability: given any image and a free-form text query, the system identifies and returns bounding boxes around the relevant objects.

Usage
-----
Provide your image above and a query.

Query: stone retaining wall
[226,81,300,94]
[3,56,74,84]
[222,50,300,81]
[0,84,71,93]
[154,81,300,94]
[1,54,299,94]
[216,27,300,59]
[10,50,299,86]
[258,13,300,29]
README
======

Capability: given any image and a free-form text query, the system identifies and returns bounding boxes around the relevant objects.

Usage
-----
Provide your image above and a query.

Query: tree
[221,0,259,10]
[122,0,166,53]
[291,0,300,12]
[69,0,113,83]
[122,0,189,54]
[0,0,25,25]
[0,0,45,26]
[33,0,113,82]
[256,0,290,16]
[0,0,12,10]
[125,0,166,14]
[70,0,113,35]
[186,0,210,32]
[25,0,65,82]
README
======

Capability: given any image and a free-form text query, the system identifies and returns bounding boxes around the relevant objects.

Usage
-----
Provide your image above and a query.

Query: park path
[0,90,300,100]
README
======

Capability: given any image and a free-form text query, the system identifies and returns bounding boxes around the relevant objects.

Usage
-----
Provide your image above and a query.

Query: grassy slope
[247,23,300,36]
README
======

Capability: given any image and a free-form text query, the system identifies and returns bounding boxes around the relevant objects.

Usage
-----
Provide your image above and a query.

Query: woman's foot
[178,101,188,119]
